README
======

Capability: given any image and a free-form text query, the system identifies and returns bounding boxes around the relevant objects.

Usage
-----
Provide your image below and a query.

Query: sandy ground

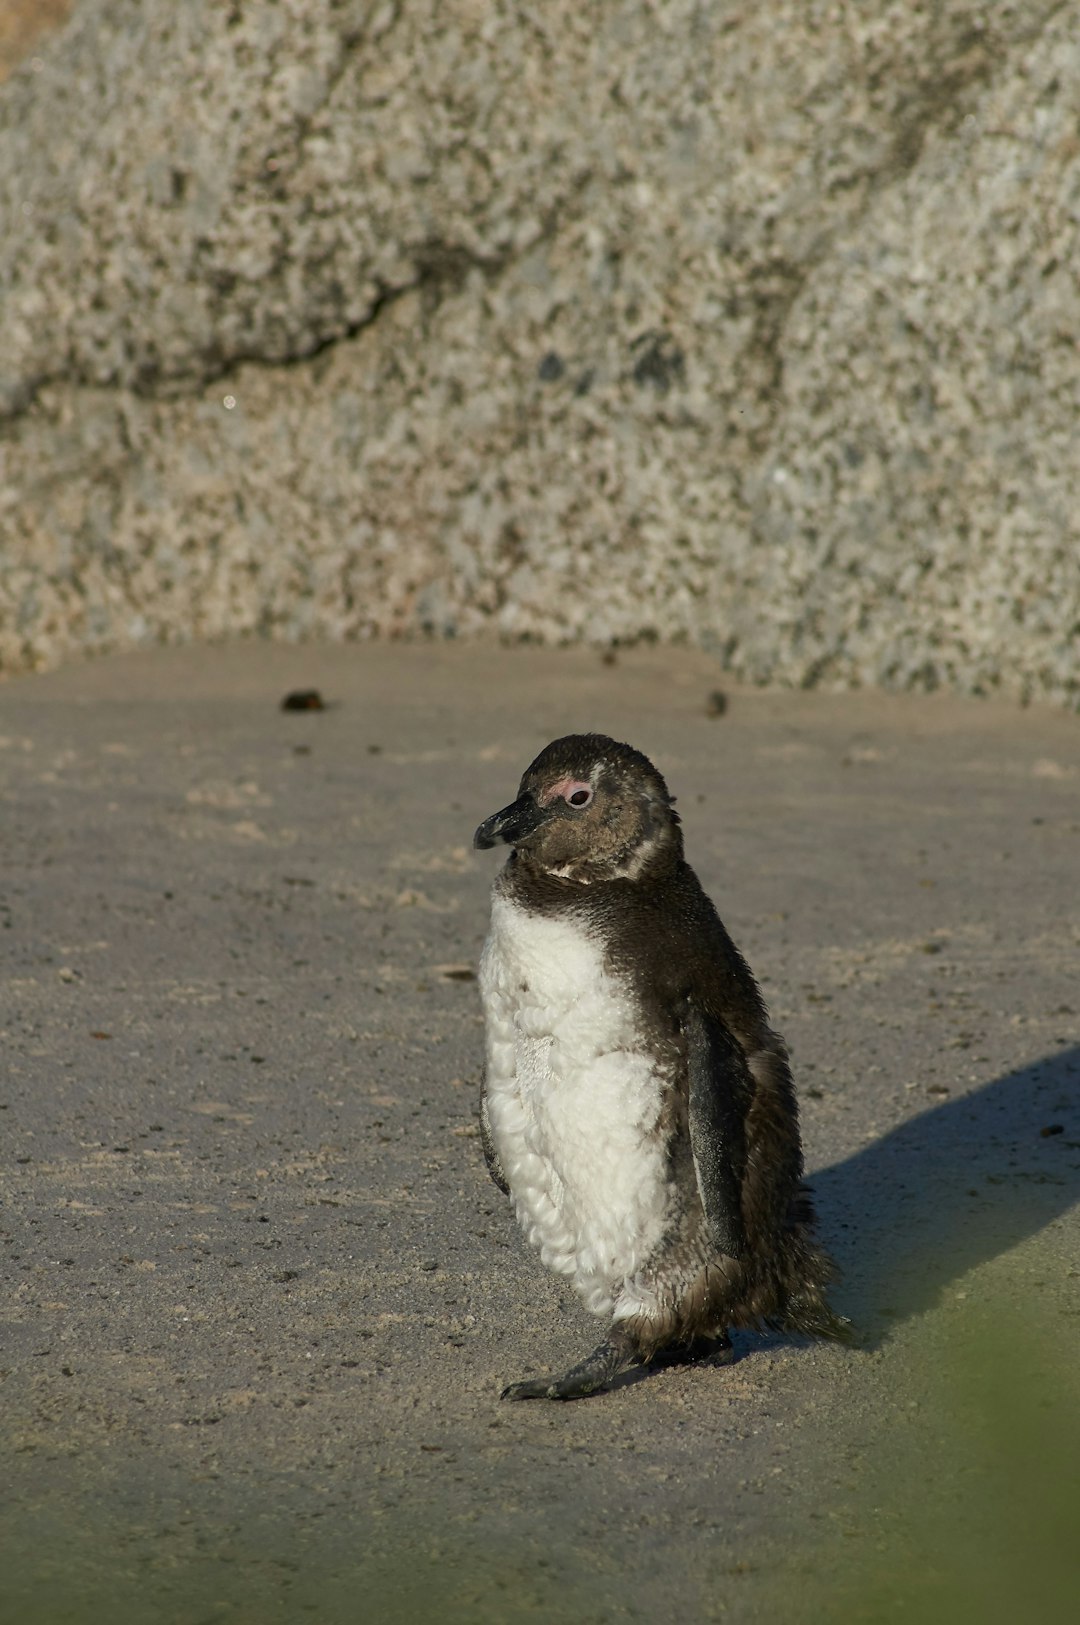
[1,640,1078,1624]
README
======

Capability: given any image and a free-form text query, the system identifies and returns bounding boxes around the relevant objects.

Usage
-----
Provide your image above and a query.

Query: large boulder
[1,0,1077,705]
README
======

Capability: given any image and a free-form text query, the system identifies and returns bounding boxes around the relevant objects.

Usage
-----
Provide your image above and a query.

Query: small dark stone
[281,689,325,711]
[705,689,728,717]
[630,330,685,393]
[1040,1124,1064,1137]
[537,351,565,382]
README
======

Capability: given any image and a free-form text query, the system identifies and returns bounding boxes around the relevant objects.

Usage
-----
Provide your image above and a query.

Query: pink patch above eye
[540,776,593,806]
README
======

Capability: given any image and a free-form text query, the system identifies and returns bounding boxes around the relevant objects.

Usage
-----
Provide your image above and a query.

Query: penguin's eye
[566,786,592,808]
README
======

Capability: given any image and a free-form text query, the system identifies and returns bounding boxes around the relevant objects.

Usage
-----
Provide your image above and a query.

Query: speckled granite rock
[1,0,1077,705]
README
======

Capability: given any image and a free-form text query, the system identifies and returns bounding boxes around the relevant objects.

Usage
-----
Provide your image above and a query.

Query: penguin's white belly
[479,891,671,1319]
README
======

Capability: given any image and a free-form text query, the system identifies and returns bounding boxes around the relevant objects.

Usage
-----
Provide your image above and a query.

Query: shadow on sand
[813,1043,1080,1339]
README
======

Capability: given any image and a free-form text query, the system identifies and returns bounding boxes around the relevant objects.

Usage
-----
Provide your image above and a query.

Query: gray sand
[1,642,1078,1622]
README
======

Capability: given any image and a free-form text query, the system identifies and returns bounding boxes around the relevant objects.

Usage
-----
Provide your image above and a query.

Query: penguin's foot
[691,1332,736,1367]
[501,1336,638,1402]
[651,1332,735,1371]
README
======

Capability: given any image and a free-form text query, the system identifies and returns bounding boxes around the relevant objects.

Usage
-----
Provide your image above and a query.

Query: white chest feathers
[478,889,671,1320]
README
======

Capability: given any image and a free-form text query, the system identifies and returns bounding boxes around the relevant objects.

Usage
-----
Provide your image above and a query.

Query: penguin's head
[473,733,682,882]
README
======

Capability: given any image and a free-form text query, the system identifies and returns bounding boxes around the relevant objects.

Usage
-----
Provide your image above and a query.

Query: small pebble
[436,964,476,982]
[537,351,565,382]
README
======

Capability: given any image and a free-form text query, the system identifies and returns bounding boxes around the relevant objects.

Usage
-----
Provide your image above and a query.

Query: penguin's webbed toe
[500,1375,562,1401]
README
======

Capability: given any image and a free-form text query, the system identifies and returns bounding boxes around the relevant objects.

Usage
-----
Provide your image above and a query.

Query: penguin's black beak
[473,793,549,850]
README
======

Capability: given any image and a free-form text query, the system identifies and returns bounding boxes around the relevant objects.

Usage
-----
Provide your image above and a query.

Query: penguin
[473,733,848,1401]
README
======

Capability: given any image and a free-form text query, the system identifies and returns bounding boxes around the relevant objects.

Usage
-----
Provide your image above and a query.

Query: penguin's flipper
[685,1004,748,1260]
[478,1082,509,1195]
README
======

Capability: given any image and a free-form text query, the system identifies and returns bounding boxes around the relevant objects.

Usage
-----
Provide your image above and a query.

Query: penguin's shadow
[810,1044,1080,1344]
